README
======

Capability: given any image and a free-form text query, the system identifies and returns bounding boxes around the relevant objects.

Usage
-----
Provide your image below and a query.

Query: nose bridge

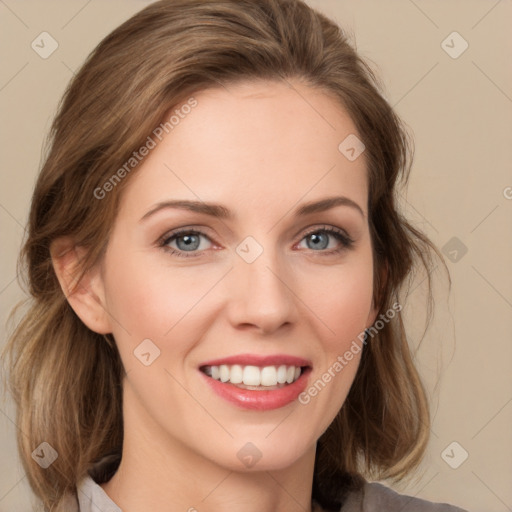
[227,234,296,332]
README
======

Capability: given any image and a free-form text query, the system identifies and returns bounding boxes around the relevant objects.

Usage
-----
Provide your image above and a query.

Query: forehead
[119,79,368,221]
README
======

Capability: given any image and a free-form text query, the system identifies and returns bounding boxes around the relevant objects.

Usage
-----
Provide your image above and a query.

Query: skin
[52,78,378,512]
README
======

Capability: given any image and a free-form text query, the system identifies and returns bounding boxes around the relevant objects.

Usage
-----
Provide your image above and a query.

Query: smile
[198,354,312,410]
[201,364,303,388]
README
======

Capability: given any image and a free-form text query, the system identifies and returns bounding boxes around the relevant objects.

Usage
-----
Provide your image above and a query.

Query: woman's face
[97,79,377,472]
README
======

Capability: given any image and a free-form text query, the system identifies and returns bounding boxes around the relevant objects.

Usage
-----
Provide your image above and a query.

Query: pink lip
[199,353,312,368]
[199,367,312,411]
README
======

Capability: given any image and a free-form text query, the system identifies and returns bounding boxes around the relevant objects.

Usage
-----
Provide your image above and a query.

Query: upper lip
[199,354,312,368]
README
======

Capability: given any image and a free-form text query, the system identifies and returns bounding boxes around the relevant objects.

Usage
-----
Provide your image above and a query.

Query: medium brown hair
[1,0,447,510]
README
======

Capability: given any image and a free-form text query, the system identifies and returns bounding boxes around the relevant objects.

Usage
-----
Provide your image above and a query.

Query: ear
[50,237,112,334]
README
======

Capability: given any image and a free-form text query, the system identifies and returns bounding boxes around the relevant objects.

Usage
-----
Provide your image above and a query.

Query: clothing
[71,472,468,512]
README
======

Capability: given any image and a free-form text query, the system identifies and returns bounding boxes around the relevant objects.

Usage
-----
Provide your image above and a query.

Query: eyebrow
[139,195,365,223]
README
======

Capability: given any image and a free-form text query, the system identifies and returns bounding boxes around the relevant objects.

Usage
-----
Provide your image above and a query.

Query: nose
[225,245,297,335]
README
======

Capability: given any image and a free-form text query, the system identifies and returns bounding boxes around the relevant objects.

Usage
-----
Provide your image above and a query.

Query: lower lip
[200,368,312,411]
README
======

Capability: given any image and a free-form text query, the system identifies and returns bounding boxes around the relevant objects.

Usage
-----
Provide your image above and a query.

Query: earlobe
[50,237,112,335]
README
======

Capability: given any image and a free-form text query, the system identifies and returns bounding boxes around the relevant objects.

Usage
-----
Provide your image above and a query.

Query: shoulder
[340,481,469,512]
[75,474,122,512]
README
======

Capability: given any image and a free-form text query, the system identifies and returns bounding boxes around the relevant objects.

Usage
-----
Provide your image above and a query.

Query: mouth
[199,364,308,390]
[198,354,313,410]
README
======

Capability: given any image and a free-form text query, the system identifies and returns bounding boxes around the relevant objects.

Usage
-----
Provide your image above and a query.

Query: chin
[205,436,314,473]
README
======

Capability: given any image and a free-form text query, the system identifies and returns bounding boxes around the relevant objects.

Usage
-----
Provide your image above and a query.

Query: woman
[1,0,468,511]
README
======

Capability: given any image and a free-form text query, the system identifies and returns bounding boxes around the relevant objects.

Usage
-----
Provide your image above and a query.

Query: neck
[100,380,317,512]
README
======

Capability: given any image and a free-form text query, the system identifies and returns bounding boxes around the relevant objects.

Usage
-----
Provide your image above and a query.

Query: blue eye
[159,226,354,258]
[299,226,353,253]
[160,229,212,257]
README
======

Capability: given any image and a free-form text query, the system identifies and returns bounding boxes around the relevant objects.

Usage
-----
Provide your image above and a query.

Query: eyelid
[299,224,352,241]
[157,223,354,258]
[157,225,215,244]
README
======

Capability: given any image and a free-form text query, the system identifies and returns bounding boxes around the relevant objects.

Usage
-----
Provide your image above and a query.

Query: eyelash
[158,225,354,259]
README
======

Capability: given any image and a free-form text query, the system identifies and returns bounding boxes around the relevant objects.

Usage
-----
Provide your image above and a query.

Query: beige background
[1,1,511,511]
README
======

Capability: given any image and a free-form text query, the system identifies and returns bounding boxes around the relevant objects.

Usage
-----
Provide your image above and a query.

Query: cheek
[298,261,372,417]
[103,237,373,359]
[329,275,373,341]
[102,246,216,356]
[299,257,374,347]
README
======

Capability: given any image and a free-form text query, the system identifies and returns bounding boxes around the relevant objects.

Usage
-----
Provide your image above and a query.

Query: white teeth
[230,364,243,384]
[219,364,229,382]
[243,365,261,386]
[260,366,277,386]
[277,365,288,384]
[203,364,303,387]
